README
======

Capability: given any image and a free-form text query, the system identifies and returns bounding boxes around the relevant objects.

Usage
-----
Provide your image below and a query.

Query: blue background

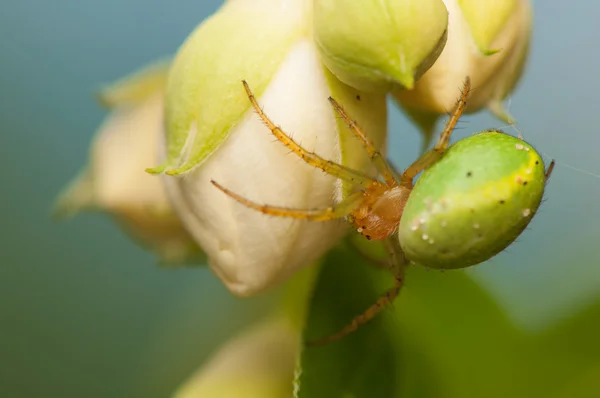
[1,1,599,396]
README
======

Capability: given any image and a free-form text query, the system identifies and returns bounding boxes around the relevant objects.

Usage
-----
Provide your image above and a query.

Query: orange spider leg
[242,81,376,188]
[328,97,397,186]
[211,180,365,221]
[307,236,407,346]
[400,77,472,187]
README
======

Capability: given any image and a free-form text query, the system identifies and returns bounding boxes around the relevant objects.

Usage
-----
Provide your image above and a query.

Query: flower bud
[174,317,299,398]
[313,0,449,92]
[54,60,204,265]
[173,265,317,398]
[148,0,387,296]
[394,0,532,147]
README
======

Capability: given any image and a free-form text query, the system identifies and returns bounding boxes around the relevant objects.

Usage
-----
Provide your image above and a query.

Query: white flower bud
[173,265,318,398]
[54,60,203,265]
[149,0,387,296]
[394,0,532,146]
[174,317,299,398]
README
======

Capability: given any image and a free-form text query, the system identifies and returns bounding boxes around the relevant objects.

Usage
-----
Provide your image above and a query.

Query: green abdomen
[398,131,547,270]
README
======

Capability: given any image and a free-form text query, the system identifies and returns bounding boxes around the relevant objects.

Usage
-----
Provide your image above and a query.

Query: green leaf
[553,364,600,398]
[298,245,398,398]
[391,267,526,398]
[297,239,530,398]
[526,296,600,398]
[297,235,600,397]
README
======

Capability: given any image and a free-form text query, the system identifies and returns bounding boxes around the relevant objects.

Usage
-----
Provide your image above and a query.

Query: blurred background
[1,0,599,396]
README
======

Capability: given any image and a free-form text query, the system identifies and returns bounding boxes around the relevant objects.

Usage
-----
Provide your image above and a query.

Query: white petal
[55,93,169,214]
[92,94,170,210]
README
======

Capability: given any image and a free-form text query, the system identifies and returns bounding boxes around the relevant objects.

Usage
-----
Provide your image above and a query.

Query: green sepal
[458,0,518,55]
[314,0,449,92]
[96,58,171,108]
[323,67,388,196]
[147,4,305,175]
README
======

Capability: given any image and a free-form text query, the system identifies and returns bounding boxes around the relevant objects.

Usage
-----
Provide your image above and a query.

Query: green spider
[211,78,554,346]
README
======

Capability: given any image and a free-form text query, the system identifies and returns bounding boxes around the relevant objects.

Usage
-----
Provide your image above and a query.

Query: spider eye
[398,131,547,269]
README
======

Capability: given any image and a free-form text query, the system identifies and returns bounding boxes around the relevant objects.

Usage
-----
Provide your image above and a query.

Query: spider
[211,78,554,346]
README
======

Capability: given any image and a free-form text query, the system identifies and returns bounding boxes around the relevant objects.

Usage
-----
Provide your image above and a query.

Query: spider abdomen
[398,131,547,269]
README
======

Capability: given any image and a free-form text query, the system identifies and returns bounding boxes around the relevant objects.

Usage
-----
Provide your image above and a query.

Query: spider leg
[400,77,471,187]
[544,160,556,183]
[242,81,377,188]
[387,159,403,182]
[328,97,397,186]
[211,180,364,221]
[306,235,407,346]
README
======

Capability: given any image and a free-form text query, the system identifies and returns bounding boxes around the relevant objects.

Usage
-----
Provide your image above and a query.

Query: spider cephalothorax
[348,182,407,241]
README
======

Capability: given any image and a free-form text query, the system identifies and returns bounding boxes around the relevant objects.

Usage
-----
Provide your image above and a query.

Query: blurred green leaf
[532,296,600,398]
[292,233,600,398]
[392,266,527,398]
[298,245,398,398]
[298,241,534,398]
[553,364,600,398]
